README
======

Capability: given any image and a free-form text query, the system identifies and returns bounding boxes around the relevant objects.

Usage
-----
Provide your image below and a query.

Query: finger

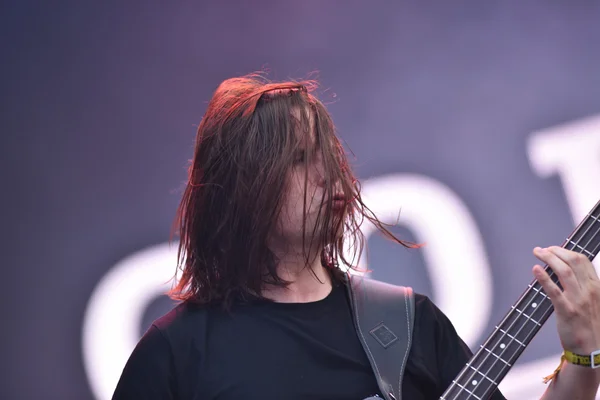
[532,264,565,306]
[533,247,580,291]
[592,263,600,281]
[547,246,598,282]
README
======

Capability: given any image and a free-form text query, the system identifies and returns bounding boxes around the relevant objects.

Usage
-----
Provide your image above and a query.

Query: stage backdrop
[2,1,600,399]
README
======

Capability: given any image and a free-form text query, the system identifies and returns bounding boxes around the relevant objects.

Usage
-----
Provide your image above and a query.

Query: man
[112,75,600,399]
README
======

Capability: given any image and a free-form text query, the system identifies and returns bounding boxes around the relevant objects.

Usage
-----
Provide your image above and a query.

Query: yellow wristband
[543,350,600,384]
[563,349,600,368]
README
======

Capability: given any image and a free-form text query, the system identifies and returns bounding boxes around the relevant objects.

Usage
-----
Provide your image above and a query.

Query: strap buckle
[592,349,600,369]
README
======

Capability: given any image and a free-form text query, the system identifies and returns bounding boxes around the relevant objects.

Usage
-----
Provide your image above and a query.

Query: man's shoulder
[347,275,431,306]
[412,292,433,309]
[406,291,450,327]
[151,301,210,338]
[348,275,413,292]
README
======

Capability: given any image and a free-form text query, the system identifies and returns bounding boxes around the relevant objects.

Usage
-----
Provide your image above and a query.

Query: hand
[533,246,600,355]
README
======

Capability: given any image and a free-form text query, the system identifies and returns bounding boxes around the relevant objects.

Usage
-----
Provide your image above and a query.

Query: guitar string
[446,208,600,400]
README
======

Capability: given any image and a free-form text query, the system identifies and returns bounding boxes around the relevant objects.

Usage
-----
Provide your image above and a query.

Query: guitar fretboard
[440,199,600,400]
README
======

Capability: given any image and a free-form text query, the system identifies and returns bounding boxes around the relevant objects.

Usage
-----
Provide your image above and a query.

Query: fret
[499,301,546,344]
[566,240,595,257]
[467,364,499,386]
[567,213,597,242]
[496,327,526,348]
[585,226,600,256]
[516,285,551,311]
[441,380,462,399]
[520,296,551,323]
[445,363,501,400]
[451,380,482,400]
[480,346,511,366]
[594,241,600,258]
[527,284,549,299]
[564,209,600,260]
[471,344,509,381]
[510,306,541,326]
[465,378,497,400]
[480,328,525,366]
[443,376,497,400]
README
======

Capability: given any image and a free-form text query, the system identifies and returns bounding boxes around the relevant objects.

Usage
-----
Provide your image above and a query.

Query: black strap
[345,274,415,400]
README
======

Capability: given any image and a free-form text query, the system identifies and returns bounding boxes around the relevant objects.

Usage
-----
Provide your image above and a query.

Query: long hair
[169,74,415,307]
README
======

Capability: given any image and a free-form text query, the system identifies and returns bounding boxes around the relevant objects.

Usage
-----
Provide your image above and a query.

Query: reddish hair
[169,74,415,307]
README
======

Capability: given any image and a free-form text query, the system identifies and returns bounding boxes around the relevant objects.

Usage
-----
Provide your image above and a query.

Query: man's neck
[262,250,333,303]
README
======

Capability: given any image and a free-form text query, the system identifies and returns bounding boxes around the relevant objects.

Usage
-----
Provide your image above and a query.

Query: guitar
[365,198,600,400]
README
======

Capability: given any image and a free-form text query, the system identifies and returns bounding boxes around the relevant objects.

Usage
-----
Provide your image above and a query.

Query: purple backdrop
[2,1,600,399]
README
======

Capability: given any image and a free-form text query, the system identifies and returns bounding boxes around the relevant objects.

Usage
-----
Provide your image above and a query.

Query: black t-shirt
[113,282,506,400]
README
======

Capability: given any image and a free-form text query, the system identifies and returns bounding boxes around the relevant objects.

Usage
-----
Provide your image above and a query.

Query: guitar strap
[345,274,415,400]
